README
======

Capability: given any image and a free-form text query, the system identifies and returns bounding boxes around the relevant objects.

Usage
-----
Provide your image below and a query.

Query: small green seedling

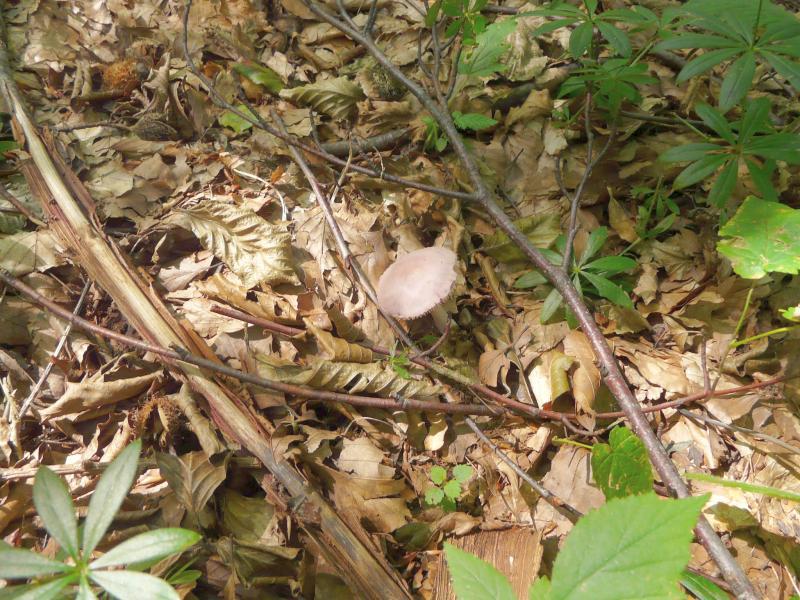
[0,439,200,599]
[515,227,637,326]
[424,464,473,512]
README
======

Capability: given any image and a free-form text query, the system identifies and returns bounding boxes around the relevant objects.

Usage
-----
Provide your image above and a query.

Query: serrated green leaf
[82,439,142,556]
[596,21,630,57]
[430,466,447,485]
[218,104,258,134]
[591,427,653,499]
[444,543,515,600]
[717,197,800,278]
[90,528,200,569]
[232,63,283,94]
[452,464,473,483]
[0,548,71,579]
[569,21,594,58]
[443,480,463,500]
[425,487,445,505]
[452,111,497,131]
[548,493,708,600]
[90,570,179,600]
[719,50,756,112]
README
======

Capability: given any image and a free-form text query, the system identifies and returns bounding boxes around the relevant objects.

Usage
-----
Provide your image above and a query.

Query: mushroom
[376,246,458,332]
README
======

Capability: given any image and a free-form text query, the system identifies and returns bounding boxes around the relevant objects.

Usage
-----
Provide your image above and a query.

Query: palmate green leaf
[581,272,632,308]
[717,197,800,278]
[738,97,770,144]
[676,47,742,84]
[90,529,200,569]
[591,427,653,499]
[0,547,71,579]
[694,103,735,142]
[0,576,75,600]
[719,50,756,112]
[654,33,743,51]
[32,467,79,560]
[569,21,594,58]
[578,226,607,265]
[452,111,497,131]
[673,154,730,189]
[660,143,724,162]
[582,255,637,275]
[547,493,708,600]
[744,158,778,202]
[458,18,516,76]
[596,21,631,57]
[82,439,142,557]
[90,570,179,600]
[706,158,738,207]
[444,543,515,600]
[761,49,800,89]
[430,465,447,485]
[77,576,98,600]
[745,133,800,162]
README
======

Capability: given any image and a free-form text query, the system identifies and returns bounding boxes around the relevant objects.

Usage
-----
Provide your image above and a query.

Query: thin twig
[303,3,757,595]
[18,279,91,419]
[679,409,800,456]
[0,269,499,418]
[0,181,45,226]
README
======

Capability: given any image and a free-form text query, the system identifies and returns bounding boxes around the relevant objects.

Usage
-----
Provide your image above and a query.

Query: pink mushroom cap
[376,247,458,319]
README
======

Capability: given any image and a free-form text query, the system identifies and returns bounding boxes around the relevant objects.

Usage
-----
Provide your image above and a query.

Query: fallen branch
[303,2,757,596]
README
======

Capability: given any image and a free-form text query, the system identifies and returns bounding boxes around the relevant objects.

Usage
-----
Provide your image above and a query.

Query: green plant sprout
[684,471,800,503]
[0,439,199,600]
[514,227,637,326]
[425,0,489,45]
[655,0,800,112]
[661,98,800,206]
[424,464,473,512]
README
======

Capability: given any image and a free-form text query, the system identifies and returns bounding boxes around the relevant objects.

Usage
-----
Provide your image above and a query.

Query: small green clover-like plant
[424,464,473,512]
[0,439,200,599]
[445,492,709,600]
[655,0,800,112]
[661,98,800,206]
[388,350,412,380]
[515,227,637,325]
[425,0,488,45]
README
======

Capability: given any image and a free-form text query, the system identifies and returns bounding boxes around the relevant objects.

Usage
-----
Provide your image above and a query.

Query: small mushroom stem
[430,305,450,333]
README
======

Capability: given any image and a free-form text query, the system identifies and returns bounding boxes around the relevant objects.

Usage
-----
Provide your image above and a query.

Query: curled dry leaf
[280,76,365,121]
[562,330,601,416]
[169,200,299,288]
[306,322,373,363]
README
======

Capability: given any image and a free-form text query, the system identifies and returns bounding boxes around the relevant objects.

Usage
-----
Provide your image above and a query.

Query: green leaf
[717,197,800,278]
[82,439,142,556]
[706,158,738,207]
[514,270,548,288]
[745,133,800,162]
[231,62,283,94]
[541,287,564,323]
[90,528,200,569]
[596,22,631,57]
[761,50,800,89]
[719,50,756,112]
[425,487,445,505]
[744,158,778,201]
[673,154,730,189]
[89,570,180,600]
[458,19,516,76]
[582,256,637,275]
[452,464,473,483]
[443,480,463,500]
[676,48,742,84]
[694,103,735,143]
[655,33,743,51]
[529,576,551,599]
[548,493,708,600]
[0,548,71,579]
[737,97,770,145]
[33,467,79,560]
[444,543,515,600]
[581,272,633,308]
[0,577,74,600]
[430,465,447,485]
[217,104,258,134]
[77,576,98,600]
[578,226,608,265]
[660,143,724,163]
[569,21,594,58]
[591,427,654,499]
[680,570,729,600]
[452,111,497,131]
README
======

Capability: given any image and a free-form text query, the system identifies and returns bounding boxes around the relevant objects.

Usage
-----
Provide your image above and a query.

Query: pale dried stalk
[0,15,410,600]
